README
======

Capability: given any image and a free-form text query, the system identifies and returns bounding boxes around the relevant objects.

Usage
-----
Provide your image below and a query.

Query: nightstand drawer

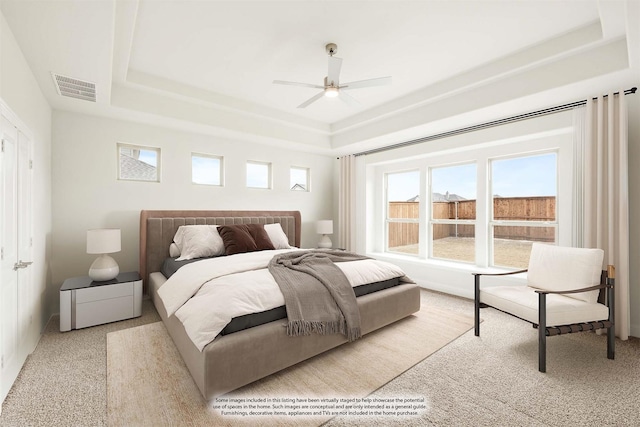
[75,296,134,329]
[60,273,142,332]
[75,282,133,303]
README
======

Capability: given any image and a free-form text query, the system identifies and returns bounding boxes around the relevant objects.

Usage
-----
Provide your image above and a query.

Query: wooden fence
[388,196,555,248]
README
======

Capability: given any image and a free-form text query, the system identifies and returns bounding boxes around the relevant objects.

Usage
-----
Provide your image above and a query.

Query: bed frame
[140,209,420,400]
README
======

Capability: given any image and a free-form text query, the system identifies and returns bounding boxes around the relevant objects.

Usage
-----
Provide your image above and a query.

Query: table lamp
[87,229,121,281]
[316,220,333,248]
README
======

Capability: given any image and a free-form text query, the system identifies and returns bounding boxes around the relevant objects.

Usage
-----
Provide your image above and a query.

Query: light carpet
[106,306,473,426]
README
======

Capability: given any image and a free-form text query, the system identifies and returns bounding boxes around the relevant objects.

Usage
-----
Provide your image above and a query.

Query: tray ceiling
[1,0,637,154]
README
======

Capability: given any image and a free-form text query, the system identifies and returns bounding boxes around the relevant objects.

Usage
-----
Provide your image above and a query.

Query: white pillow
[527,243,604,304]
[173,225,225,261]
[264,223,291,249]
[169,243,180,258]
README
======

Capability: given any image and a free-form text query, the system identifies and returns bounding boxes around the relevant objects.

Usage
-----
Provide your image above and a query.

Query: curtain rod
[351,87,637,157]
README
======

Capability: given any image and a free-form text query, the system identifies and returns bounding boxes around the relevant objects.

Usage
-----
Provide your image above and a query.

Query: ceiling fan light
[324,87,339,98]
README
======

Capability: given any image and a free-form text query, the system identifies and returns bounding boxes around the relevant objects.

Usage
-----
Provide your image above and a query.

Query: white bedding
[157,249,408,351]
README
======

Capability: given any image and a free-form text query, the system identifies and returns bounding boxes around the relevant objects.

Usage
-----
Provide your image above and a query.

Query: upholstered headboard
[139,210,302,293]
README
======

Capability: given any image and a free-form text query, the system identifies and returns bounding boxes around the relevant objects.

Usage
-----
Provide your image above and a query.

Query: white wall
[51,111,335,313]
[0,11,52,335]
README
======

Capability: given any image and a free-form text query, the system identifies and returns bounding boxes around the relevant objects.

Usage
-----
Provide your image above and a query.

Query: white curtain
[580,92,630,340]
[338,155,357,251]
[572,106,586,248]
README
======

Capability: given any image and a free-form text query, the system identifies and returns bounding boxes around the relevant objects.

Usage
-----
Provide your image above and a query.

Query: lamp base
[89,254,119,282]
[317,235,332,249]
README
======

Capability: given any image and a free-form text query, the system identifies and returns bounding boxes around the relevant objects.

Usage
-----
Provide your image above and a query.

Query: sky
[138,152,307,189]
[137,149,157,167]
[192,155,221,185]
[139,148,556,198]
[246,162,270,188]
[387,153,557,201]
[138,150,223,186]
[290,167,309,190]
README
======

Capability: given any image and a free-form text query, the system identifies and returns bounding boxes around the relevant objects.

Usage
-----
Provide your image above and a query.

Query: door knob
[13,260,33,270]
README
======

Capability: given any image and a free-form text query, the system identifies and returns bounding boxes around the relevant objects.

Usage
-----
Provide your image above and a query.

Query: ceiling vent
[51,73,96,102]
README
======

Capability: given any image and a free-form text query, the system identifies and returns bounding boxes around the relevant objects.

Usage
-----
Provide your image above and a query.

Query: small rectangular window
[192,153,223,186]
[247,161,271,189]
[118,143,160,182]
[290,166,310,191]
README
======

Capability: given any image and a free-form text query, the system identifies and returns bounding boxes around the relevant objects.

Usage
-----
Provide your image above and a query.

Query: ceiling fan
[273,43,392,109]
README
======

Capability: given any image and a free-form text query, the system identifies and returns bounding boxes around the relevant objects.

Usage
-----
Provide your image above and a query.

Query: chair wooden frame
[473,266,615,372]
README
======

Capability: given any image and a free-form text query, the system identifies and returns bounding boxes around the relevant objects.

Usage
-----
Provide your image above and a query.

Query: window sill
[367,251,528,297]
[370,251,523,274]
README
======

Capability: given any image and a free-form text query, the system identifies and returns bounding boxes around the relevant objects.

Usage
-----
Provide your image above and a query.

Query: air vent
[51,73,96,102]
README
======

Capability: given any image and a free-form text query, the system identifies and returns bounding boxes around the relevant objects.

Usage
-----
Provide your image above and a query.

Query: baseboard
[43,313,58,331]
[630,322,640,339]
[416,281,473,300]
[30,314,58,355]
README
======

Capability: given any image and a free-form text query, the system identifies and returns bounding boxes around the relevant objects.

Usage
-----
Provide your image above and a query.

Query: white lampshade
[87,229,121,281]
[316,220,333,249]
[87,229,121,254]
[316,220,333,235]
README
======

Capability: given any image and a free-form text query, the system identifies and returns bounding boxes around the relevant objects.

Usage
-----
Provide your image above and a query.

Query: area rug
[106,307,473,426]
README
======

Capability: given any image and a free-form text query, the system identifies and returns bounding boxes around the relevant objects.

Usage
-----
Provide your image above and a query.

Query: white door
[0,114,32,406]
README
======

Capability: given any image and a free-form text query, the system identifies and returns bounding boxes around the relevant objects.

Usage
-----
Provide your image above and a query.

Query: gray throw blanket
[268,250,369,341]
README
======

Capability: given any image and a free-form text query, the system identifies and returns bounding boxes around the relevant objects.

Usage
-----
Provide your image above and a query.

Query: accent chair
[473,243,615,372]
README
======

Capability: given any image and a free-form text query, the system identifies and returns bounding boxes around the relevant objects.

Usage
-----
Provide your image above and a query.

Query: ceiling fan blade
[273,80,324,89]
[340,76,392,90]
[327,56,342,86]
[339,91,361,107]
[297,91,325,108]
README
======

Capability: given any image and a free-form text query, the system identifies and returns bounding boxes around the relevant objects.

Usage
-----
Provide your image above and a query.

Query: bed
[140,209,420,400]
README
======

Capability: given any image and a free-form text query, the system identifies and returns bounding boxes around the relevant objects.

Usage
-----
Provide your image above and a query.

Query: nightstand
[59,272,142,332]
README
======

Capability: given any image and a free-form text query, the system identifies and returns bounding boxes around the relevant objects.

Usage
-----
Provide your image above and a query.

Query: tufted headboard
[139,210,301,294]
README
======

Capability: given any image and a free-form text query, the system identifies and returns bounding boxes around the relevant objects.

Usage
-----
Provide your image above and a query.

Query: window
[118,143,160,182]
[373,125,572,270]
[429,163,477,263]
[385,170,420,254]
[246,161,271,189]
[192,153,223,186]
[490,153,557,268]
[290,166,310,191]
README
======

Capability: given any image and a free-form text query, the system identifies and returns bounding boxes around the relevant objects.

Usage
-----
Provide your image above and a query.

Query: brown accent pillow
[217,224,275,255]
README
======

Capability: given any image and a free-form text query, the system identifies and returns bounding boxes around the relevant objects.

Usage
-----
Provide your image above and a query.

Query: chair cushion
[527,243,604,304]
[481,285,609,326]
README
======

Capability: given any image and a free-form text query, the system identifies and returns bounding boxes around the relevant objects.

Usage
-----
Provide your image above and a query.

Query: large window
[117,143,160,182]
[385,170,420,254]
[192,153,223,186]
[490,153,557,268]
[374,128,571,271]
[429,163,477,263]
